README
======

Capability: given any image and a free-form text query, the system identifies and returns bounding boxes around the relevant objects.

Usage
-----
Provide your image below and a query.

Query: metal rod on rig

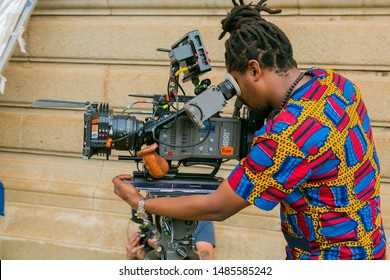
[142,108,187,133]
[118,156,142,161]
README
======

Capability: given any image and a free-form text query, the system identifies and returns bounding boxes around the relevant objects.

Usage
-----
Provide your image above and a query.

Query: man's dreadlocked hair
[219,0,297,74]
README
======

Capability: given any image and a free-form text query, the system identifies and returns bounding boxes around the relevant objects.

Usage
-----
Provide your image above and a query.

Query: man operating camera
[113,0,387,260]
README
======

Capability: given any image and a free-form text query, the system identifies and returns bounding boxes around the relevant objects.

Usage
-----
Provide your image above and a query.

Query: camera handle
[136,143,169,178]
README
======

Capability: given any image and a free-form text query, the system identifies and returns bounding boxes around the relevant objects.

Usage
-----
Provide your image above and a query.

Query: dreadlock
[219,0,297,74]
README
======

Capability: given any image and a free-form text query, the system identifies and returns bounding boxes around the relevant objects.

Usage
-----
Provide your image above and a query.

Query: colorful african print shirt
[228,67,387,260]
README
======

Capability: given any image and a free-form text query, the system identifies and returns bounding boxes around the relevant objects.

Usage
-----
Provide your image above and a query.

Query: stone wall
[0,0,389,259]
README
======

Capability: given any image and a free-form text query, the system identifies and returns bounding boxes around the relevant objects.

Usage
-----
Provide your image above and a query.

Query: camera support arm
[140,108,187,135]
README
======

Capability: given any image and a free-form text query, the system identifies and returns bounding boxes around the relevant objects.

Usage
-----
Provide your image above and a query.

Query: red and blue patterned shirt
[228,67,387,260]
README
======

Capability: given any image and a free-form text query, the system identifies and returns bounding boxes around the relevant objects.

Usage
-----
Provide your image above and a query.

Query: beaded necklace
[267,71,305,120]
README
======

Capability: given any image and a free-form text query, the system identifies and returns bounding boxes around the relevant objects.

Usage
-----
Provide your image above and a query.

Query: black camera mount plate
[127,172,221,197]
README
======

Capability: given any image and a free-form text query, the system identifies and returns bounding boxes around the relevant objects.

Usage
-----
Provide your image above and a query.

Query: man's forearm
[142,179,250,221]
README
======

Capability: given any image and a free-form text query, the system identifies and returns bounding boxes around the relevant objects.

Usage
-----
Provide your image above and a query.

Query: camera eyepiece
[183,73,242,129]
[223,73,241,97]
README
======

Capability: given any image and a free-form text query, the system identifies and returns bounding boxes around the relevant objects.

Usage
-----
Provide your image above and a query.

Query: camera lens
[83,103,144,159]
[112,115,144,151]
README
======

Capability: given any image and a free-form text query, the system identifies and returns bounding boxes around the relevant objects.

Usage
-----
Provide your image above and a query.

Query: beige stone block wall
[0,0,389,259]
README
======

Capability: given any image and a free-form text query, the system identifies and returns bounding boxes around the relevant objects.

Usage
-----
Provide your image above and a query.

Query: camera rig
[32,30,264,260]
[82,31,262,180]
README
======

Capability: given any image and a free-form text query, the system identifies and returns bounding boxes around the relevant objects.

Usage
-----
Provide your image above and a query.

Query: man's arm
[113,175,250,221]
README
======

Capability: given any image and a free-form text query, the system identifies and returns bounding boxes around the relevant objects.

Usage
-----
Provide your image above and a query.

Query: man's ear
[247,59,261,79]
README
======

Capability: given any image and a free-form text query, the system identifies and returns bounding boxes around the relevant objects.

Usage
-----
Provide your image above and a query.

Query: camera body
[82,99,262,184]
[83,103,246,162]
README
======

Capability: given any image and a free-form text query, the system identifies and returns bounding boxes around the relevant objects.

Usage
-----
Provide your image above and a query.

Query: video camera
[82,30,263,193]
[33,30,264,260]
